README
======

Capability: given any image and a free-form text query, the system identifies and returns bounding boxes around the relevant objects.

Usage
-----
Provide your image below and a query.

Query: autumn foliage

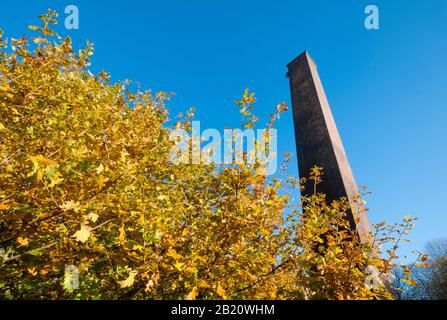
[0,11,423,300]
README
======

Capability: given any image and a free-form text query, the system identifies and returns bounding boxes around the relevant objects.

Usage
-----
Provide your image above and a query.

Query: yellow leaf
[48,176,64,188]
[95,176,109,188]
[40,269,49,276]
[198,279,210,288]
[119,150,128,162]
[73,225,92,243]
[186,286,199,300]
[87,212,99,222]
[174,261,185,271]
[402,278,417,287]
[216,284,226,299]
[0,122,5,131]
[0,203,11,210]
[132,244,144,252]
[118,271,137,288]
[186,266,198,274]
[96,163,104,174]
[167,248,183,260]
[37,169,43,181]
[72,146,88,157]
[27,155,50,180]
[61,200,81,212]
[28,267,37,276]
[17,237,29,246]
[117,226,126,242]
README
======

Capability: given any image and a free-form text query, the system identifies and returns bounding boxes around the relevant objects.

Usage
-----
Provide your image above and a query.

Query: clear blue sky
[1,0,446,260]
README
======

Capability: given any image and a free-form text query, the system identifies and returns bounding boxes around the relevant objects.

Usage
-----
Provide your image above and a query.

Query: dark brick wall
[287,51,371,242]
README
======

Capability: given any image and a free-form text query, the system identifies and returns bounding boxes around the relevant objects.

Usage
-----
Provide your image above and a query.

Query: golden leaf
[186,286,199,300]
[48,176,64,188]
[117,226,126,242]
[216,284,226,299]
[73,224,92,243]
[0,203,11,210]
[167,248,183,260]
[27,268,37,276]
[118,271,137,288]
[40,267,50,276]
[87,212,99,223]
[96,163,104,174]
[174,261,185,271]
[198,279,210,288]
[402,278,417,287]
[61,200,81,212]
[17,237,29,246]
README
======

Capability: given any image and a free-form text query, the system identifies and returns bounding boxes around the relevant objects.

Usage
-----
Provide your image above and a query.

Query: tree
[393,240,447,300]
[424,240,447,299]
[0,10,421,300]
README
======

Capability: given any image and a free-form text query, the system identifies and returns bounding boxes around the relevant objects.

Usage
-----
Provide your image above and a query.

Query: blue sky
[1,0,446,260]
